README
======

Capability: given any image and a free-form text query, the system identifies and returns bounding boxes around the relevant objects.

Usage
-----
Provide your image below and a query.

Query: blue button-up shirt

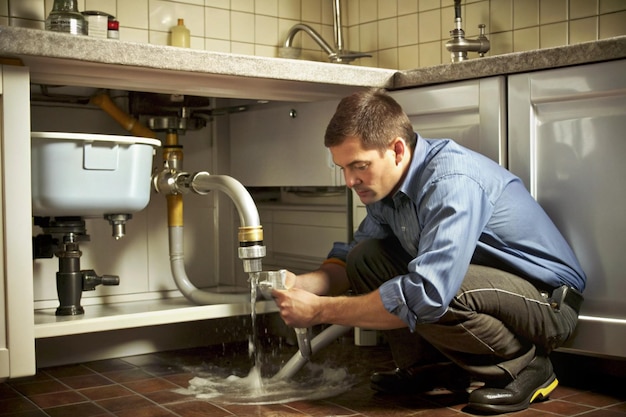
[328,136,586,330]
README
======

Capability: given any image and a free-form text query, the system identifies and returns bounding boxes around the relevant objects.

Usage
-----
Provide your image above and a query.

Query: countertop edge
[394,36,626,89]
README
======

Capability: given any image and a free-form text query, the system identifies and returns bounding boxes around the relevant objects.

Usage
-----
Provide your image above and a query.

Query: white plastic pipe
[168,172,262,305]
[272,324,352,380]
[169,226,250,304]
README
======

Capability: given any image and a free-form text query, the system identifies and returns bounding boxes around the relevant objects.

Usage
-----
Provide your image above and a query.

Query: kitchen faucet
[280,0,370,64]
[445,0,490,62]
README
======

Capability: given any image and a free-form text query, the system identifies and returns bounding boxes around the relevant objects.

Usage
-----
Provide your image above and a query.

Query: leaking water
[173,271,356,405]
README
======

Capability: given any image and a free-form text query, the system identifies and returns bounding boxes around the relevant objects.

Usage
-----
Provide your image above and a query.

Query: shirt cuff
[379,279,418,331]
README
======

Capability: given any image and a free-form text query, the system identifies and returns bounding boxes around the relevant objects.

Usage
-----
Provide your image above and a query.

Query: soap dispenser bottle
[170,18,190,48]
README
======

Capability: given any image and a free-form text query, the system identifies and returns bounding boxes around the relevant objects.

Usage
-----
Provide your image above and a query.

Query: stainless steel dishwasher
[508,59,626,359]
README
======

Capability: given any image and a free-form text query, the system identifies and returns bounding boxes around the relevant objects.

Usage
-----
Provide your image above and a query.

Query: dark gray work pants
[345,238,580,381]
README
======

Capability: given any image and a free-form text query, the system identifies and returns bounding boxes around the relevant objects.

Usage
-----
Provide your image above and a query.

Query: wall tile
[256,0,277,16]
[378,17,398,49]
[600,0,624,13]
[599,10,626,38]
[231,11,254,43]
[513,0,538,29]
[419,0,439,12]
[377,47,398,69]
[118,0,149,29]
[540,0,567,25]
[360,21,378,51]
[465,0,489,37]
[9,0,44,20]
[231,0,254,13]
[513,26,539,51]
[398,44,419,69]
[0,0,7,16]
[418,40,441,67]
[570,0,598,19]
[278,0,300,19]
[379,0,398,19]
[489,30,513,55]
[85,0,116,16]
[206,7,230,40]
[255,14,278,46]
[540,21,567,48]
[398,13,418,45]
[359,0,378,23]
[440,4,454,38]
[419,9,440,43]
[302,0,322,23]
[205,38,231,53]
[490,0,512,32]
[569,17,597,43]
[398,0,418,15]
[120,27,149,43]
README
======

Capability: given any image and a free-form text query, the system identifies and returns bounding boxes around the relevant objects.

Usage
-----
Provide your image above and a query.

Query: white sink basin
[31,132,161,217]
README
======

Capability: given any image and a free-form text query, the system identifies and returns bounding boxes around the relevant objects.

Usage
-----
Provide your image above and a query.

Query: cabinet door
[391,76,507,166]
[508,59,626,358]
[229,99,342,187]
[1,65,36,379]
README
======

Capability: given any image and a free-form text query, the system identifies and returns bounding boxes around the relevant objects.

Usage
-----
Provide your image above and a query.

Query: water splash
[174,361,355,405]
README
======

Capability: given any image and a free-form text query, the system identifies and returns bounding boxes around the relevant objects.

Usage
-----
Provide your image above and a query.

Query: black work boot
[370,362,470,394]
[467,355,558,414]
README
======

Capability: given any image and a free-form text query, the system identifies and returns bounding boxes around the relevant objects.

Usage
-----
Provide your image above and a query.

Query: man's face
[330,136,403,205]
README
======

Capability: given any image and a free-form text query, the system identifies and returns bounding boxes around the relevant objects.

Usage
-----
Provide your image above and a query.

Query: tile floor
[1,332,625,417]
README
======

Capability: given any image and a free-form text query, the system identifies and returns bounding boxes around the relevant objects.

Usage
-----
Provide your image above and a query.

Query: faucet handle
[478,24,486,37]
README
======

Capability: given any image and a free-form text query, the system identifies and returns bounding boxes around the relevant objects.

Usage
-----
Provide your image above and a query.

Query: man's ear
[393,137,406,165]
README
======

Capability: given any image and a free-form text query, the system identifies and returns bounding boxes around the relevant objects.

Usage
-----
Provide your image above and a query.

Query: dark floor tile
[43,364,94,379]
[531,398,594,415]
[165,400,234,417]
[0,410,49,417]
[10,379,69,397]
[78,384,134,401]
[0,384,20,399]
[28,390,87,409]
[114,405,179,417]
[161,372,194,388]
[44,401,112,417]
[83,358,136,374]
[101,368,154,384]
[122,377,179,394]
[0,396,38,415]
[57,373,113,390]
[142,389,192,405]
[96,394,155,413]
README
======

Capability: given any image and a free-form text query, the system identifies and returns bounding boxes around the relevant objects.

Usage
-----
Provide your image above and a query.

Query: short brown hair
[324,88,415,152]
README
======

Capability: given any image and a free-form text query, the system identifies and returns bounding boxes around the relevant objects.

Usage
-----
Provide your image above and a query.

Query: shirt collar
[392,133,428,204]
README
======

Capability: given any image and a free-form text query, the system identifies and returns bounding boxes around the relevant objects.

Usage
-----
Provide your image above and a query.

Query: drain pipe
[155,131,266,305]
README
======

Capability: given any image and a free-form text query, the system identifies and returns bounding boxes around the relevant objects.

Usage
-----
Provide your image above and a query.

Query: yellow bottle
[171,18,190,48]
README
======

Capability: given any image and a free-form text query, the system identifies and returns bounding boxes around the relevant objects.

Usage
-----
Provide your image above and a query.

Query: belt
[548,285,584,314]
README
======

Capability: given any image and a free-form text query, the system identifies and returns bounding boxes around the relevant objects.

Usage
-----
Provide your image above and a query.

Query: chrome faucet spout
[284,23,335,56]
[280,0,370,64]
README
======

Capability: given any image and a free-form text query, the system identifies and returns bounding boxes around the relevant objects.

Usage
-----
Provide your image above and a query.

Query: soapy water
[174,361,356,405]
[173,272,357,405]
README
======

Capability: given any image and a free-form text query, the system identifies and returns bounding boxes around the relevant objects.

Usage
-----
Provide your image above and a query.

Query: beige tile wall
[1,0,624,70]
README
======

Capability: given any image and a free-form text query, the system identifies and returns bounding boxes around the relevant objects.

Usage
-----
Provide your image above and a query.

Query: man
[271,89,585,414]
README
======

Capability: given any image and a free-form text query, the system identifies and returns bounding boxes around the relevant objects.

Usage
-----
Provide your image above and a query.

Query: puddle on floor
[175,361,356,405]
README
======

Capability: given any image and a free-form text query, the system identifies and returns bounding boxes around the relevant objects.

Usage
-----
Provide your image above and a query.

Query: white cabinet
[508,59,626,358]
[353,77,507,229]
[229,99,343,187]
[1,65,36,380]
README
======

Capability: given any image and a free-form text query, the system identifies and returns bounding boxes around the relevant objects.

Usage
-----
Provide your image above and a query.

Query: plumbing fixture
[445,0,490,62]
[33,217,120,316]
[153,130,266,304]
[273,324,352,380]
[280,0,370,64]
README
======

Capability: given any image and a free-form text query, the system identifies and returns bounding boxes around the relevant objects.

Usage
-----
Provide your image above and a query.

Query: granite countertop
[0,26,624,100]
